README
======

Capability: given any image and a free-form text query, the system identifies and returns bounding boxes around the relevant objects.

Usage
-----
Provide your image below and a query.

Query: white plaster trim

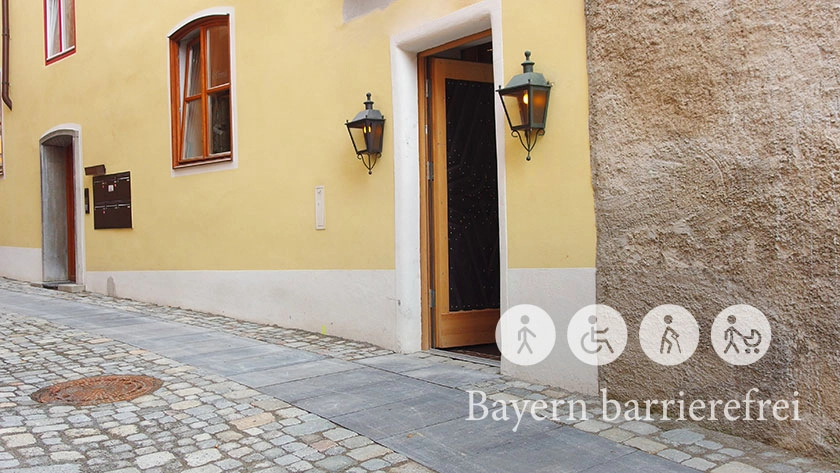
[389,0,504,353]
[0,247,43,282]
[505,267,598,394]
[167,7,239,177]
[39,123,85,285]
[39,122,81,143]
[85,269,399,351]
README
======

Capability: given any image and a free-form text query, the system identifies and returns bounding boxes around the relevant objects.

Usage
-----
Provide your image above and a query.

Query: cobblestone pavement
[0,312,427,473]
[0,278,838,473]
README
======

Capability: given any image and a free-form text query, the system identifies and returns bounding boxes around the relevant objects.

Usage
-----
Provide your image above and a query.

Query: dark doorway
[445,77,500,313]
[41,137,77,283]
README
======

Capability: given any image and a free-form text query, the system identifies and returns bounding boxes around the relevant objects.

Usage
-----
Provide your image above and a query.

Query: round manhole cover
[31,375,163,406]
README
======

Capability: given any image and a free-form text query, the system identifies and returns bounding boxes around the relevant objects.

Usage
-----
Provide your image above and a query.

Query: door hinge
[425,78,431,98]
[429,289,436,308]
[426,161,434,181]
[424,123,428,135]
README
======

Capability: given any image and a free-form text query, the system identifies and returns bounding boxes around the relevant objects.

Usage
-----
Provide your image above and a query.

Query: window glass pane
[206,26,230,88]
[182,99,203,160]
[46,0,60,57]
[62,0,75,49]
[185,41,201,97]
[208,90,231,154]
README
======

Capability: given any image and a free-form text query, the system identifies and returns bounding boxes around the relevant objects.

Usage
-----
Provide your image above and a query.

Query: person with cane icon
[660,315,681,354]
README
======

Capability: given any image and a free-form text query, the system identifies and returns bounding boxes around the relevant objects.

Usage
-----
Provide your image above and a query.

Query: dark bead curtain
[445,78,500,312]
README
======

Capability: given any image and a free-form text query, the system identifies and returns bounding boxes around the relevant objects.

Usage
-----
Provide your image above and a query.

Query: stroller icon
[711,305,771,366]
[723,315,763,355]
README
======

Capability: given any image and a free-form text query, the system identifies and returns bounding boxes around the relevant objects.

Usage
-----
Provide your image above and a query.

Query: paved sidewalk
[0,280,837,473]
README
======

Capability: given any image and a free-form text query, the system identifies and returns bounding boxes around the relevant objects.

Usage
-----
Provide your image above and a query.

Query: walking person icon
[517,315,536,354]
[497,304,556,366]
[723,315,743,354]
[660,315,682,354]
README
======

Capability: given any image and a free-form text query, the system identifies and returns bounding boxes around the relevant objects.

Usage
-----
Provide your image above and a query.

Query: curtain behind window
[62,0,74,50]
[46,0,60,57]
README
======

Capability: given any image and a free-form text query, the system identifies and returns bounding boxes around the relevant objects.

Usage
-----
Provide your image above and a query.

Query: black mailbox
[93,171,132,229]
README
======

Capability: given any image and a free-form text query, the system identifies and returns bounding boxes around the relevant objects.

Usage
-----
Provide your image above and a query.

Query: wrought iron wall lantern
[345,93,386,174]
[497,51,552,161]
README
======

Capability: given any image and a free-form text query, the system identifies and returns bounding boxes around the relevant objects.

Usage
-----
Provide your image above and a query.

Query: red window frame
[169,16,233,168]
[43,0,76,65]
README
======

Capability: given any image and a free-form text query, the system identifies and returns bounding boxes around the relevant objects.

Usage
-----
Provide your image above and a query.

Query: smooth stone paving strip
[0,278,838,472]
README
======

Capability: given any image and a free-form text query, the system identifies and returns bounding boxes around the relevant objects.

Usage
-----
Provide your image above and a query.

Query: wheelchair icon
[581,315,614,354]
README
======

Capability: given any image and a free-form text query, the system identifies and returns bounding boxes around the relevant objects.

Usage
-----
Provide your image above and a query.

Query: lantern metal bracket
[511,128,545,161]
[357,152,380,175]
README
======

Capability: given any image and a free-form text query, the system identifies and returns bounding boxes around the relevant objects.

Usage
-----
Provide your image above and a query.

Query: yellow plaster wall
[0,0,47,249]
[501,0,597,269]
[80,0,398,272]
[0,0,595,273]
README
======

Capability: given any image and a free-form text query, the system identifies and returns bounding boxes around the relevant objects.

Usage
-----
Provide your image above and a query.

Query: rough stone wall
[586,0,840,460]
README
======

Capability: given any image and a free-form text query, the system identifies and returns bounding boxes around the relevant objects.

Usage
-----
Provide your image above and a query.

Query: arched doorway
[40,126,83,286]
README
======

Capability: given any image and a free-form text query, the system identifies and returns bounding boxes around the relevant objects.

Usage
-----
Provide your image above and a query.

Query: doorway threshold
[428,348,500,368]
[36,282,85,293]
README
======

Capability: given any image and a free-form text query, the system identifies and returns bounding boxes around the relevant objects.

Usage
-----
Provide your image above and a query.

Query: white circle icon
[496,304,556,366]
[711,305,771,365]
[639,305,699,365]
[567,305,627,366]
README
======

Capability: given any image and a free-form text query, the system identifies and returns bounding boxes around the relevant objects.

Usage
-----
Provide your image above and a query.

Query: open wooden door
[429,57,500,348]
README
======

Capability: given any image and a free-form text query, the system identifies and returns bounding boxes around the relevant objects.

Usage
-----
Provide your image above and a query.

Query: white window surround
[167,7,239,177]
[389,0,507,352]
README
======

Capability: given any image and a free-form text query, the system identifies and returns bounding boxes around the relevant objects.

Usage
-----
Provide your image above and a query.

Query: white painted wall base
[85,269,398,351]
[505,267,598,395]
[0,246,43,282]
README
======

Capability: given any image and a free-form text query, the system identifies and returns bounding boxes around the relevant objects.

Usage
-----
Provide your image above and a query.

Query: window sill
[173,155,233,169]
[171,155,236,177]
[46,47,76,66]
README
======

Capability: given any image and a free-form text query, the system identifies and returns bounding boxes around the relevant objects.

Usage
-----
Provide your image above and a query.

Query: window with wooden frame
[169,16,232,168]
[44,0,75,64]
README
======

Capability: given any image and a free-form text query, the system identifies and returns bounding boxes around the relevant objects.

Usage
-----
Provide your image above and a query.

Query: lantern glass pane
[365,121,384,154]
[501,91,529,130]
[347,123,368,155]
[530,88,549,128]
